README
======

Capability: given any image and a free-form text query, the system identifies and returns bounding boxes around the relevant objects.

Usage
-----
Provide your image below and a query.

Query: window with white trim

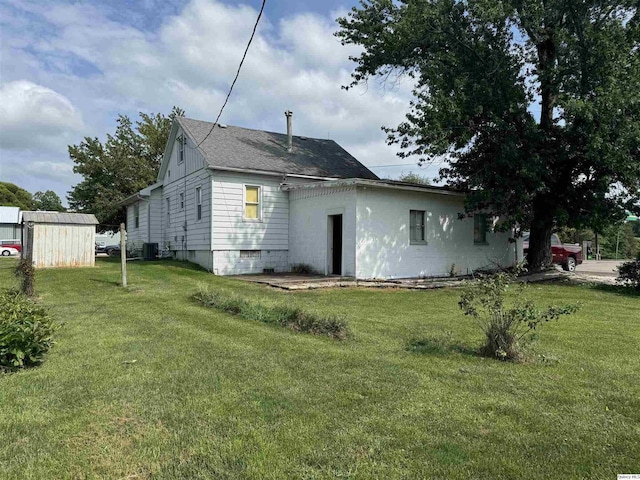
[179,192,184,211]
[474,214,488,244]
[195,186,202,221]
[244,185,261,220]
[409,210,426,244]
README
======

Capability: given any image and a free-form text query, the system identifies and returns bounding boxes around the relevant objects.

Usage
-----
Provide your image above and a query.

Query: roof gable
[156,117,378,180]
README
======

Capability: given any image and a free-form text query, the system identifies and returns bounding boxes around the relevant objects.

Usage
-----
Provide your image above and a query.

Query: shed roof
[22,211,99,225]
[0,206,21,224]
[176,117,379,180]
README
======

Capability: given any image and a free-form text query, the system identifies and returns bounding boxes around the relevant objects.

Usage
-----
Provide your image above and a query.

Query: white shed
[21,212,99,268]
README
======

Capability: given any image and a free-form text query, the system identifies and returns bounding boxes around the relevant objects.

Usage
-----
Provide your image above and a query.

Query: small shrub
[0,289,58,371]
[194,289,348,340]
[15,259,35,297]
[616,259,640,291]
[458,268,579,361]
[290,263,316,274]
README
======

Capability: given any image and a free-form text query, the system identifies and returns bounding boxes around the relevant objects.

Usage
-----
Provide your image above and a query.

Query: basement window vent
[263,268,275,274]
[240,250,261,258]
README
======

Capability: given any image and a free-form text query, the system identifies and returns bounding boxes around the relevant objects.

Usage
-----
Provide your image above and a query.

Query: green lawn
[0,257,638,479]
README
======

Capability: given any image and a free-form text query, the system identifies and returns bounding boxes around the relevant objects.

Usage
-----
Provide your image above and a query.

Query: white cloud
[0,80,84,151]
[0,0,420,198]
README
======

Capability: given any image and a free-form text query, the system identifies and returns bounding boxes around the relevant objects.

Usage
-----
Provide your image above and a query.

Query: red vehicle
[1,240,21,253]
[522,233,583,272]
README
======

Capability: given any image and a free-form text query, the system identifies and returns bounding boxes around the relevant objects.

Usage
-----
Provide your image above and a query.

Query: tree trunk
[527,197,555,270]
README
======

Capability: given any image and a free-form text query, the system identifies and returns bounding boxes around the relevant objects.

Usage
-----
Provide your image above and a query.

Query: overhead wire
[195,0,267,148]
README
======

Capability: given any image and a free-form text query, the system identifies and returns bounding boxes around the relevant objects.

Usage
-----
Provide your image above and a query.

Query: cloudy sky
[0,0,439,204]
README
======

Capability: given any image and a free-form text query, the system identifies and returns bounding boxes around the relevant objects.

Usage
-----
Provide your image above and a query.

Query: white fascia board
[207,165,338,181]
[282,178,466,197]
[156,121,179,182]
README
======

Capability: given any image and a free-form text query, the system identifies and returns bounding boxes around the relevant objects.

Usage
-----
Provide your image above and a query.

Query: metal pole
[120,223,127,287]
[615,224,622,260]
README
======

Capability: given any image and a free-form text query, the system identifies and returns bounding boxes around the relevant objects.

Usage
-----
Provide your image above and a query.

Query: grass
[194,288,349,339]
[0,257,638,479]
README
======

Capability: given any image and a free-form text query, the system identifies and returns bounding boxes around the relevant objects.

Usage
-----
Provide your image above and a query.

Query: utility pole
[120,223,127,287]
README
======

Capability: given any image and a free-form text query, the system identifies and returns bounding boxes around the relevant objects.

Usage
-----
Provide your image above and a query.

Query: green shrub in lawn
[0,289,58,370]
[194,289,349,339]
[616,259,640,291]
[459,269,579,361]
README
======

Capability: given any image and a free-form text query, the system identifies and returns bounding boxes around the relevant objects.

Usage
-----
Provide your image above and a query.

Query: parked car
[522,232,583,271]
[0,246,19,257]
[0,240,21,252]
[106,244,121,256]
[95,242,107,254]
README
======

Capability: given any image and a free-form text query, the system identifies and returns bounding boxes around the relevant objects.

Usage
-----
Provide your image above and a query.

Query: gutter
[118,193,148,207]
[281,178,467,197]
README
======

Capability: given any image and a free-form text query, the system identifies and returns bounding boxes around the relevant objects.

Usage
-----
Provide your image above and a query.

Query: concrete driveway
[578,260,626,277]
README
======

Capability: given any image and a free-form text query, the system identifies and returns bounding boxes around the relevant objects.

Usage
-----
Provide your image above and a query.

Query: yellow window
[245,186,260,219]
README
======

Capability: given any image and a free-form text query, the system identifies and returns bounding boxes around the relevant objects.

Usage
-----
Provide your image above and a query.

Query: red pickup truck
[522,233,583,271]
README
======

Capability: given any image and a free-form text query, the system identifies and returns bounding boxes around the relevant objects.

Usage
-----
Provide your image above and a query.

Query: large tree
[0,182,33,210]
[337,0,640,269]
[68,107,184,229]
[33,190,65,212]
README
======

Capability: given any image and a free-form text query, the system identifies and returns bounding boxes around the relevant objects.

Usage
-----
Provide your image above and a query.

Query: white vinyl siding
[163,170,211,251]
[161,127,205,185]
[127,199,149,250]
[212,171,313,250]
[149,187,162,243]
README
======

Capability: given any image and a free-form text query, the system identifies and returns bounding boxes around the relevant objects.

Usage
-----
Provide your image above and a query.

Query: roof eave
[207,165,340,181]
[282,178,467,196]
[119,193,148,207]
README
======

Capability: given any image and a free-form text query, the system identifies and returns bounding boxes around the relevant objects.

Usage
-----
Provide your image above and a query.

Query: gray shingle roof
[177,117,378,180]
[22,212,99,225]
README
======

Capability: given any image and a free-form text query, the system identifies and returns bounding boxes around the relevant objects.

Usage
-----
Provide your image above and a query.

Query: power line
[196,0,266,148]
[369,160,448,168]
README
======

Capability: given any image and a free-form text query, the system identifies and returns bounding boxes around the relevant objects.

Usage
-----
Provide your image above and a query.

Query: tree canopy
[67,107,184,229]
[33,191,65,212]
[397,172,431,185]
[0,182,33,211]
[337,0,640,269]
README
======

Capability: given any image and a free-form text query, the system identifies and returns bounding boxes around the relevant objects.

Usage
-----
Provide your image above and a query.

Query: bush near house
[194,288,349,340]
[459,269,579,361]
[0,289,58,371]
[290,263,316,274]
[617,259,640,291]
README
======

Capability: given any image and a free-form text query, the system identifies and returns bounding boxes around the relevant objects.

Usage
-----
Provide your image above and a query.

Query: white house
[123,114,520,279]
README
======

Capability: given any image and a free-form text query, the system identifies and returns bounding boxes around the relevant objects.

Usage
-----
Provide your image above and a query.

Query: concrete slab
[229,266,618,290]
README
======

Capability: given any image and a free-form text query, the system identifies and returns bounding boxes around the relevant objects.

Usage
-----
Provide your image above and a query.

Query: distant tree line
[0,182,65,212]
